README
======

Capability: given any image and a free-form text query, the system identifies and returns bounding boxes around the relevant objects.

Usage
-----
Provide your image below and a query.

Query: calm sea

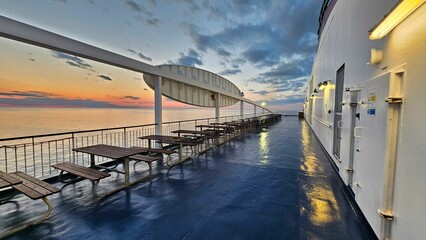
[0,107,273,139]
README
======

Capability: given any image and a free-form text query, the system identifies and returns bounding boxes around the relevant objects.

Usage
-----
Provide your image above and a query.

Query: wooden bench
[52,162,110,198]
[129,154,161,173]
[0,171,60,239]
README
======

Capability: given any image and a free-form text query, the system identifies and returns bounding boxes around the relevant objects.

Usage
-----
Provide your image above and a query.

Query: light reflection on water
[300,121,340,226]
[258,131,269,165]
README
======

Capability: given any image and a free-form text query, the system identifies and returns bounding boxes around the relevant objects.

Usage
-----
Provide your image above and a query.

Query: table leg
[90,154,95,167]
[124,157,129,185]
[179,142,183,162]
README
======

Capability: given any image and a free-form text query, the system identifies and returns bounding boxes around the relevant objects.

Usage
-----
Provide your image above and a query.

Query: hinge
[346,168,353,173]
[385,97,402,104]
[378,209,394,220]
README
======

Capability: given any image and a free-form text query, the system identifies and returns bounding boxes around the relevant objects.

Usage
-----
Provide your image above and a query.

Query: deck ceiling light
[369,0,425,40]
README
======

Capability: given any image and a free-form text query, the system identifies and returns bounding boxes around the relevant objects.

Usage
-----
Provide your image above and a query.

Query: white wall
[305,0,426,239]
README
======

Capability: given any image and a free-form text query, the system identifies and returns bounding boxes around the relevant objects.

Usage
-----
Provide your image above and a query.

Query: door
[333,64,345,160]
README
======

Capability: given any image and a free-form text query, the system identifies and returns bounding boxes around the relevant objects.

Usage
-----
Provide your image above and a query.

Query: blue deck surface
[2,117,375,239]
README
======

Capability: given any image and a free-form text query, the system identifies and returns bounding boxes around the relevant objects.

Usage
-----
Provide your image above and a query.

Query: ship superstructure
[304,0,426,239]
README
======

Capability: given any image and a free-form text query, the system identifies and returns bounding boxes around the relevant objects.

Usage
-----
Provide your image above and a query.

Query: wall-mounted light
[367,48,383,65]
[318,81,329,90]
[369,0,425,40]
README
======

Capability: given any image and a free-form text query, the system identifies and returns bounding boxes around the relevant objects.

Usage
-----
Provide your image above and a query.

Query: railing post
[124,127,127,148]
[215,93,221,123]
[71,133,75,164]
[155,75,163,136]
[4,147,8,173]
[32,137,36,175]
[240,100,244,119]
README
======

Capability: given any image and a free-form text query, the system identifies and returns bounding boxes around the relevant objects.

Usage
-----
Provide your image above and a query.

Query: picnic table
[139,135,189,167]
[171,129,213,152]
[0,170,22,190]
[73,144,146,185]
[195,124,235,142]
[0,170,60,238]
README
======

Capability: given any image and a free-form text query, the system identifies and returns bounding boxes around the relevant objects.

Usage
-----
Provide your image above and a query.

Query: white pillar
[215,93,221,122]
[154,76,162,135]
[254,104,257,116]
[240,100,244,119]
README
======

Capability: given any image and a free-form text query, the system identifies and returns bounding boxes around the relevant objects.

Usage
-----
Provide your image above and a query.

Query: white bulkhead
[305,0,426,239]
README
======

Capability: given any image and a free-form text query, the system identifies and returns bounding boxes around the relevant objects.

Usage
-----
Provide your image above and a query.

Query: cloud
[267,94,306,105]
[0,97,128,108]
[202,0,272,23]
[128,49,153,62]
[182,0,322,106]
[126,0,160,26]
[97,75,112,81]
[134,15,161,26]
[218,68,241,76]
[125,0,142,12]
[0,90,56,98]
[122,95,140,100]
[252,90,268,96]
[172,48,203,67]
[52,51,94,71]
[249,54,313,97]
[216,48,232,57]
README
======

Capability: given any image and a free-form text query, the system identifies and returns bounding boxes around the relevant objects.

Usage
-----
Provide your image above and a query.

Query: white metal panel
[353,73,390,234]
[144,65,240,107]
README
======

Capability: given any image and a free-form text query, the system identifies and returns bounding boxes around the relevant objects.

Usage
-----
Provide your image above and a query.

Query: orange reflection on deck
[300,121,340,225]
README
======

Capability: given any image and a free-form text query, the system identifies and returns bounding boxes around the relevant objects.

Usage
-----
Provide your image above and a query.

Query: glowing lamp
[369,0,425,40]
[318,81,329,91]
[261,102,266,107]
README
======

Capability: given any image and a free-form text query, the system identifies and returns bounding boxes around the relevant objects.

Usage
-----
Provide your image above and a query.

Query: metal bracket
[385,97,402,104]
[378,209,394,220]
[346,168,354,173]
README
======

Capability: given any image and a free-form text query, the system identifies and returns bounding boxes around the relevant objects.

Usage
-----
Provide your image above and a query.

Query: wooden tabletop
[0,170,22,189]
[171,129,211,135]
[73,144,146,159]
[139,135,187,143]
[195,125,234,129]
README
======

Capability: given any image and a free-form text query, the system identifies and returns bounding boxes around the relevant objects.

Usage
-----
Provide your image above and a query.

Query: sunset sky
[0,0,321,112]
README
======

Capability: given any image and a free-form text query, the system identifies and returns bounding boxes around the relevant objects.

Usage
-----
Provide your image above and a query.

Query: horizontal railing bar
[0,123,158,142]
[0,113,256,142]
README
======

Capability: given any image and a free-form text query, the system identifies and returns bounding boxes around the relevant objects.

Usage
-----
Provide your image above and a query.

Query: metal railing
[0,113,257,179]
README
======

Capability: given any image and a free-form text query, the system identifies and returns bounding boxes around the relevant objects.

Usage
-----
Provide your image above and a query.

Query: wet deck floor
[1,117,375,239]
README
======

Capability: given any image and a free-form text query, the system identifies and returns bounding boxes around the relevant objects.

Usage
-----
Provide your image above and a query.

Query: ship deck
[1,117,375,239]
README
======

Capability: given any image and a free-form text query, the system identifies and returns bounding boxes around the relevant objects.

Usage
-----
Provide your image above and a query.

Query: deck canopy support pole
[215,93,221,123]
[240,100,244,119]
[155,76,162,135]
[254,104,257,116]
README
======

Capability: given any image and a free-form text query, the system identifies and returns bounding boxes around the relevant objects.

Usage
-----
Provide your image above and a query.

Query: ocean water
[0,107,252,139]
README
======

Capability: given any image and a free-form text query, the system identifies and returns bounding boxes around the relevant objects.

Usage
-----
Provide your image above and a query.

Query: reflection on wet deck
[1,117,375,239]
